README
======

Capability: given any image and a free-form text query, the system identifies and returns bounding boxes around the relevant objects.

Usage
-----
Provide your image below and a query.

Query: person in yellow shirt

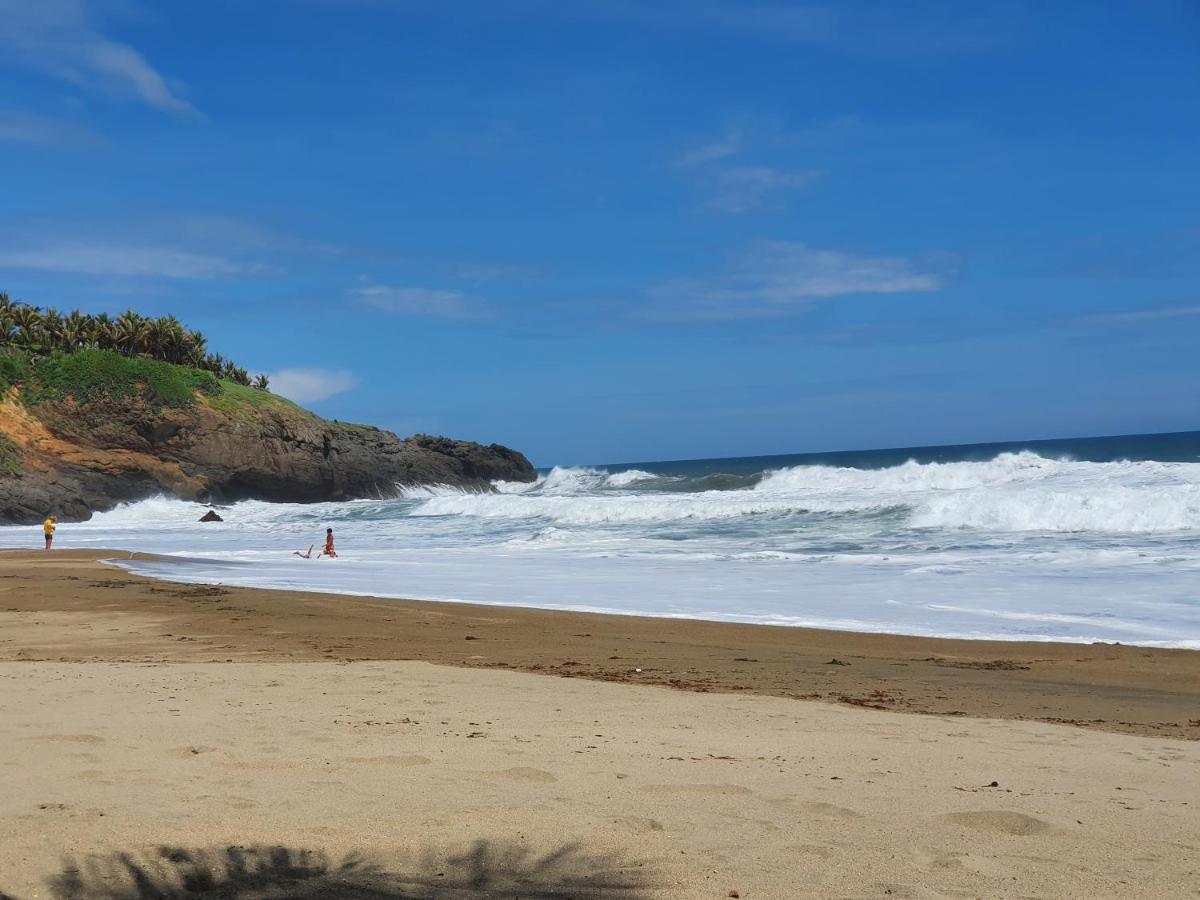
[43,516,56,551]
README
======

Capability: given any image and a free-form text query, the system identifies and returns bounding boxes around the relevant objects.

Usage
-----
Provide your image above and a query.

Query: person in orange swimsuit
[318,528,337,558]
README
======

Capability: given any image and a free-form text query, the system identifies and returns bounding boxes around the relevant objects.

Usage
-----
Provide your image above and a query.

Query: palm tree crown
[0,293,269,390]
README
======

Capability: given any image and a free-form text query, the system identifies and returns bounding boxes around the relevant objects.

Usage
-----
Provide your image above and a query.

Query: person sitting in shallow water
[294,529,337,559]
[318,528,337,559]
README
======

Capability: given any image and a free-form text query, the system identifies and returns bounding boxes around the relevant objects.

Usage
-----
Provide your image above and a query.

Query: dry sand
[1,551,1199,898]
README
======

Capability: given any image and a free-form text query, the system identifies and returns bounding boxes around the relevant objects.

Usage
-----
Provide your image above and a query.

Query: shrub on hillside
[26,349,220,408]
[0,350,28,395]
[0,433,21,475]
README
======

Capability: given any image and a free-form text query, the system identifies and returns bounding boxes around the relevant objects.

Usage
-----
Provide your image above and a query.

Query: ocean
[9,430,1200,647]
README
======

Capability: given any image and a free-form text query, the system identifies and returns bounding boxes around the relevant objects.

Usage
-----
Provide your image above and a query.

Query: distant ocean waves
[9,432,1200,647]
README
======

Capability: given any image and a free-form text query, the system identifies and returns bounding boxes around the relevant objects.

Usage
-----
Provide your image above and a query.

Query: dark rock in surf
[199,510,223,523]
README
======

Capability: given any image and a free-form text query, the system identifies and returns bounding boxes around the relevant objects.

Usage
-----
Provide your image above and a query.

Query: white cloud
[709,166,824,213]
[313,3,1021,56]
[647,240,943,320]
[0,0,197,116]
[1076,305,1200,325]
[267,368,359,404]
[676,131,743,167]
[353,284,488,318]
[0,110,102,144]
[675,119,826,213]
[0,241,264,278]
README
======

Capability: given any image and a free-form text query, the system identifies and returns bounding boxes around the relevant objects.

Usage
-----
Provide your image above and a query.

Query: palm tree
[146,317,174,360]
[90,312,116,350]
[115,310,148,356]
[158,315,186,364]
[184,330,208,368]
[41,307,65,353]
[62,310,89,352]
[12,305,43,354]
[0,299,16,345]
[0,293,265,396]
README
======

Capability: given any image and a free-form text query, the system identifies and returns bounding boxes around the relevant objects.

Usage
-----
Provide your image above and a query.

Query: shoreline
[101,554,1200,650]
[4,549,1198,739]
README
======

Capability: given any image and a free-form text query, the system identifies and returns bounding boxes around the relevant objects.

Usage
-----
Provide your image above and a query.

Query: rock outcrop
[0,390,536,524]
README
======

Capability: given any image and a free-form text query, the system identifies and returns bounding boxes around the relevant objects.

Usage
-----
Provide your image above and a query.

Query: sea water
[7,431,1200,647]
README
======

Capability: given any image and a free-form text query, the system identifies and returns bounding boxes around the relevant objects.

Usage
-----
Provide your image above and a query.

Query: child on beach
[43,516,56,551]
[318,528,337,559]
[294,528,337,559]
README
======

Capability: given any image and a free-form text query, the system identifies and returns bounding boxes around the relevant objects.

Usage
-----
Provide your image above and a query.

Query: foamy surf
[7,440,1200,647]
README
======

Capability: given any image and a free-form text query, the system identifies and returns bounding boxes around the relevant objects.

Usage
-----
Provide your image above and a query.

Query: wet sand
[2,550,1198,739]
[2,550,1199,898]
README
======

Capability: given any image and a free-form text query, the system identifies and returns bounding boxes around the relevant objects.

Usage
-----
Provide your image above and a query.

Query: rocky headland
[0,354,534,524]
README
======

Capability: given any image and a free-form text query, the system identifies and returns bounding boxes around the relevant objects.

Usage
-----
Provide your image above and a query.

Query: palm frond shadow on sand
[12,841,654,900]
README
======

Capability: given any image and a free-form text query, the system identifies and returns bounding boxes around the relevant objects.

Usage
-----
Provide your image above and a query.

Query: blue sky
[1,1,1197,465]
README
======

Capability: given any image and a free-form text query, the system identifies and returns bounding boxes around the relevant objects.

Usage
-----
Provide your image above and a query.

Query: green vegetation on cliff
[0,290,269,389]
[0,351,28,395]
[0,433,20,476]
[205,378,304,418]
[0,290,295,417]
[23,349,221,409]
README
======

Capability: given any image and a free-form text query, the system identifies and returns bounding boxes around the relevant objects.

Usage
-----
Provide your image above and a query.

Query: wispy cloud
[679,2,1022,55]
[0,241,264,278]
[0,109,103,144]
[0,0,198,116]
[313,2,1023,56]
[676,130,743,167]
[353,283,489,318]
[676,119,827,213]
[709,166,824,213]
[267,367,359,404]
[646,240,944,320]
[450,262,526,284]
[1074,305,1200,326]
[0,214,335,281]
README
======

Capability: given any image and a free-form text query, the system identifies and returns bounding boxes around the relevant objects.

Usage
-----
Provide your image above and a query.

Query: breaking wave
[407,453,1200,534]
[13,440,1200,647]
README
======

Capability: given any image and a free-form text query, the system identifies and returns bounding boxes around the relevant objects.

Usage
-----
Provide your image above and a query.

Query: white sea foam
[603,469,658,487]
[403,453,1200,533]
[7,451,1200,646]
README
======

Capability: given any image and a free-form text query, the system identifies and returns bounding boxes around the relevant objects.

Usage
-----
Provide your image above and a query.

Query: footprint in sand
[782,843,836,860]
[168,745,218,758]
[491,767,558,783]
[873,882,919,899]
[75,770,112,784]
[350,755,432,767]
[33,733,105,744]
[942,810,1050,835]
[613,815,666,834]
[911,848,966,872]
[395,755,432,767]
[796,801,863,819]
[639,784,752,798]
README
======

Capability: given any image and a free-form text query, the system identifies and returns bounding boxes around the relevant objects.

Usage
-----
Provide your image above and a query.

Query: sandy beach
[2,551,1199,898]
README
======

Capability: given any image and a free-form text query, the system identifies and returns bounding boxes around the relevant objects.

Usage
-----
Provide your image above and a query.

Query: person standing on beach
[43,516,56,550]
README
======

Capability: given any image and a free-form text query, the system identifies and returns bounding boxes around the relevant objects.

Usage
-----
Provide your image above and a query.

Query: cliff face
[0,389,536,524]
